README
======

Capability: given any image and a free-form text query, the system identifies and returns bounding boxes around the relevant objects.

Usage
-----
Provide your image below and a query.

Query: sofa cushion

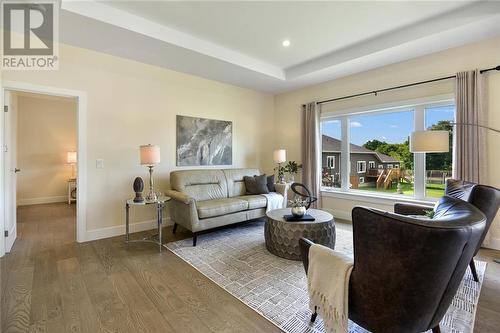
[197,198,249,219]
[244,175,269,195]
[222,168,261,197]
[267,175,276,192]
[236,195,267,209]
[170,169,228,201]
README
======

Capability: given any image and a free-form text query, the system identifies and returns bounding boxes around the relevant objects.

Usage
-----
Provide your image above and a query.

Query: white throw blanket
[262,192,285,212]
[308,244,354,333]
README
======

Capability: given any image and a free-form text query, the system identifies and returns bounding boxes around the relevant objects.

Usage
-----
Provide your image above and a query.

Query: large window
[321,119,342,189]
[321,98,454,200]
[425,105,455,198]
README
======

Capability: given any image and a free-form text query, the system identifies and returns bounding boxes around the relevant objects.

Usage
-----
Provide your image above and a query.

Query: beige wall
[2,43,275,235]
[16,94,77,205]
[275,36,500,248]
[3,35,500,247]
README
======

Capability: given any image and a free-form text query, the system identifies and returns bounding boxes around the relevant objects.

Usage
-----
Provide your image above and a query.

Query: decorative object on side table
[133,177,144,203]
[140,144,160,202]
[273,149,286,183]
[125,196,171,252]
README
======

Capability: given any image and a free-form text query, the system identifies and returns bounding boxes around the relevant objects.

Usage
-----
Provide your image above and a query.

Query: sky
[322,105,455,146]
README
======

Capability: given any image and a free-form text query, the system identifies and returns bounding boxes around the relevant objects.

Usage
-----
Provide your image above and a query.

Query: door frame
[0,81,87,257]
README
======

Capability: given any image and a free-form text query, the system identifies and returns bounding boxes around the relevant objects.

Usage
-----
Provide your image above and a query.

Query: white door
[4,90,18,252]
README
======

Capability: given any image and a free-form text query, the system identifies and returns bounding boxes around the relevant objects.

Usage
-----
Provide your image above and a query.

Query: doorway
[1,82,87,256]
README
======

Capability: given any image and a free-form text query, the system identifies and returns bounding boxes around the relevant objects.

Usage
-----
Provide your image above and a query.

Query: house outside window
[327,156,335,169]
[359,177,365,184]
[320,96,455,200]
[357,161,366,173]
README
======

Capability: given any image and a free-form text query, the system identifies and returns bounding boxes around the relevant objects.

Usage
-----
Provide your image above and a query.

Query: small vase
[291,206,306,218]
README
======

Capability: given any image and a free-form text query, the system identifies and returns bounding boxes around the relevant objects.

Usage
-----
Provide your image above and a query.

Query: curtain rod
[317,65,500,105]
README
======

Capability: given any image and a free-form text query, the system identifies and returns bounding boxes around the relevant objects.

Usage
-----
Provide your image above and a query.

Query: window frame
[368,161,376,169]
[357,161,366,173]
[320,94,454,201]
[326,155,335,169]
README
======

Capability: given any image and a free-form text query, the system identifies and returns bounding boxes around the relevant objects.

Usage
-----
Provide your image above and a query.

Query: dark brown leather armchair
[395,179,500,282]
[300,196,486,333]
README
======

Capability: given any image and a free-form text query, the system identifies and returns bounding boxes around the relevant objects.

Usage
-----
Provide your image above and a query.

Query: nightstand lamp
[67,151,77,178]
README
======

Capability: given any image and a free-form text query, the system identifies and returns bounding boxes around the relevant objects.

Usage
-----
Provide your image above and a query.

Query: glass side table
[125,196,171,252]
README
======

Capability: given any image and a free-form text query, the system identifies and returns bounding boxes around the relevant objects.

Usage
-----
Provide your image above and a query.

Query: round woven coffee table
[264,208,335,260]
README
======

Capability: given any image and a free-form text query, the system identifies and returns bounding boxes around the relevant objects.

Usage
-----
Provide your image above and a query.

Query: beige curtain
[301,102,321,208]
[453,69,487,183]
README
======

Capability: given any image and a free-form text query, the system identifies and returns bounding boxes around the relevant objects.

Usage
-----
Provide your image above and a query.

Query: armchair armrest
[299,237,314,275]
[394,202,434,216]
[165,189,195,205]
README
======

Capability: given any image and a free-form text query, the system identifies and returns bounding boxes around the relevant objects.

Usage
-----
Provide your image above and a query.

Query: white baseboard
[483,237,500,251]
[84,217,173,242]
[17,195,67,206]
[322,207,352,222]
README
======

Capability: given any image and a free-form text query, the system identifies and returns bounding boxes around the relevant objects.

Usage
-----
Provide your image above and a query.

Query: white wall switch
[96,159,104,169]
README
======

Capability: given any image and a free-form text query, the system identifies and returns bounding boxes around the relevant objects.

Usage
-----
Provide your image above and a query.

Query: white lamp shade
[67,151,77,164]
[140,144,160,165]
[273,149,286,163]
[410,131,449,153]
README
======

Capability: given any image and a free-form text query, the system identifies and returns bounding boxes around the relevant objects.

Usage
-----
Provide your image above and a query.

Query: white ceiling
[60,1,500,93]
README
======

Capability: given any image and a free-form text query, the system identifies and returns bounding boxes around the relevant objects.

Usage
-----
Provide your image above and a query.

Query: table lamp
[273,149,286,183]
[67,151,77,178]
[409,130,449,153]
[140,144,160,202]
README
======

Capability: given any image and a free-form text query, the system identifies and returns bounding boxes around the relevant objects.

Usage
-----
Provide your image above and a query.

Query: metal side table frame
[125,196,171,252]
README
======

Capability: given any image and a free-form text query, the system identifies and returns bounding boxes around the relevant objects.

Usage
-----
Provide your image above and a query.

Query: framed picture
[176,115,232,166]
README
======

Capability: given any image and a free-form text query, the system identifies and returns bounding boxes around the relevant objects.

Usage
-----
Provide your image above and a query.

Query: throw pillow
[267,175,276,192]
[244,175,270,195]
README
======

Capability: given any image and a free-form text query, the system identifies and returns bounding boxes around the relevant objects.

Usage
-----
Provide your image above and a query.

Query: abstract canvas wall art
[176,115,232,166]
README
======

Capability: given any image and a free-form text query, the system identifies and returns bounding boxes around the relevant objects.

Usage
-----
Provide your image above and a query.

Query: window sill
[321,188,437,206]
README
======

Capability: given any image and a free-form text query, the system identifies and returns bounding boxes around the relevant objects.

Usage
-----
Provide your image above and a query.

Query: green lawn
[359,182,445,198]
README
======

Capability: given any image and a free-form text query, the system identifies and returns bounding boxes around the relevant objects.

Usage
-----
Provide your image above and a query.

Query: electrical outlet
[96,159,104,169]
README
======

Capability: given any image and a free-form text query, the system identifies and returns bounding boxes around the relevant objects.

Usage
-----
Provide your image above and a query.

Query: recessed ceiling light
[282,39,291,47]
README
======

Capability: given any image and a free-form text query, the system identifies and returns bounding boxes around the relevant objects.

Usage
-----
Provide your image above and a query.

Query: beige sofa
[165,168,287,246]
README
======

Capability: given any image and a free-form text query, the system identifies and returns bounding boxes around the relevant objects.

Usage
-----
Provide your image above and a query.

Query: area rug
[166,221,486,333]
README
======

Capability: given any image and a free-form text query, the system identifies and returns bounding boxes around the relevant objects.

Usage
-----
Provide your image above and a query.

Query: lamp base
[146,165,157,202]
[146,192,157,202]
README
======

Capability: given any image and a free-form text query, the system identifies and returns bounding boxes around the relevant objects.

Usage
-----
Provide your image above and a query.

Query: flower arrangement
[289,196,308,208]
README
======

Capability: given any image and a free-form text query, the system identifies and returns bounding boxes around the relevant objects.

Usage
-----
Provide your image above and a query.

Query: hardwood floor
[1,203,500,332]
[1,203,281,333]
